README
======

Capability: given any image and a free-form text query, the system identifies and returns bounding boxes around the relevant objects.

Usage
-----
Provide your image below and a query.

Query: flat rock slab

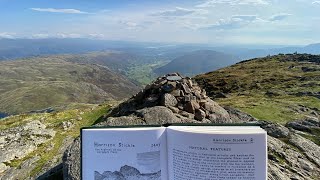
[166,75,182,81]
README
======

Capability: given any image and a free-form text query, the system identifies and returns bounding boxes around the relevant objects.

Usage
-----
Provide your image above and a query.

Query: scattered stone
[61,121,73,131]
[195,109,206,121]
[207,114,217,122]
[170,90,181,97]
[184,101,195,114]
[168,106,180,113]
[187,79,193,87]
[161,93,178,107]
[184,95,191,102]
[162,84,175,92]
[177,103,184,110]
[181,83,191,94]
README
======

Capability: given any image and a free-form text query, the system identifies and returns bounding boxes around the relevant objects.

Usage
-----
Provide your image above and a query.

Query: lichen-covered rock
[97,116,145,126]
[286,116,319,133]
[262,122,290,138]
[160,93,178,107]
[136,106,182,125]
[267,135,320,179]
[288,134,320,167]
[0,156,40,180]
[0,120,55,179]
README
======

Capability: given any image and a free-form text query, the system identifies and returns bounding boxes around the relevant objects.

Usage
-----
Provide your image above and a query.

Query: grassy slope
[195,54,320,124]
[0,103,111,178]
[0,57,138,114]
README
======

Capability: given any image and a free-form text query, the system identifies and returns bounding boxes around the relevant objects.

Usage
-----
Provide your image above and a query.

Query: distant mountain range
[154,50,239,76]
[234,43,320,60]
[1,38,320,62]
[0,57,139,114]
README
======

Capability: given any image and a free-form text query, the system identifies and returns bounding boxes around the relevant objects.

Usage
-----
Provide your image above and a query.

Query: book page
[81,127,167,180]
[167,127,267,180]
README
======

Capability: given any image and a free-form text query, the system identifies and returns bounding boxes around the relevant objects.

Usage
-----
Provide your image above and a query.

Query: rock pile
[104,73,232,125]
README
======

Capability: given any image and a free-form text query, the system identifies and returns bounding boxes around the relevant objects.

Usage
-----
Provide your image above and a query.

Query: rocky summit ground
[0,104,110,179]
[63,73,320,180]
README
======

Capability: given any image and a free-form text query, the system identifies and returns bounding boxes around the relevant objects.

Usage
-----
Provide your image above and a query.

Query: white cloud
[312,1,320,4]
[232,15,257,21]
[26,33,107,39]
[269,13,292,21]
[196,0,269,7]
[151,7,206,17]
[118,20,141,30]
[237,0,269,5]
[30,8,88,14]
[31,34,50,39]
[0,32,16,39]
[201,15,257,30]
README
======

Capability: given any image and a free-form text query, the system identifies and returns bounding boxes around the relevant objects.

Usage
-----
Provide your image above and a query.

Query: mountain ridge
[154,50,239,77]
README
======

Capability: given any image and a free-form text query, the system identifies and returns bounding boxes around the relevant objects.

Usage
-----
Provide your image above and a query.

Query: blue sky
[0,0,319,45]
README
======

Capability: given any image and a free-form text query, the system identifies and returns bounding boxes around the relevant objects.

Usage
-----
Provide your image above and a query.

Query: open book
[81,125,267,180]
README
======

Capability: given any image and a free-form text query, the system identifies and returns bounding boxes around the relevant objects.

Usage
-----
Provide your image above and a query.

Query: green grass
[217,94,320,124]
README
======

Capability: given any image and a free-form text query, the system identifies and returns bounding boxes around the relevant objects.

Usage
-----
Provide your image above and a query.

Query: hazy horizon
[1,0,319,46]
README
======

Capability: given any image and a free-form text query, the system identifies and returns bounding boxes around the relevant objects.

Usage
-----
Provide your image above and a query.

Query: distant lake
[0,112,9,119]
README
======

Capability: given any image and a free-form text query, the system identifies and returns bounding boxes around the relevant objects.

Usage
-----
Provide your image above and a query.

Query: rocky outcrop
[0,120,55,178]
[63,137,81,180]
[63,74,320,180]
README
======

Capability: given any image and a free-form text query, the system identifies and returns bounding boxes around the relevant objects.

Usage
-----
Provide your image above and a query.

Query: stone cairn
[121,73,231,122]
